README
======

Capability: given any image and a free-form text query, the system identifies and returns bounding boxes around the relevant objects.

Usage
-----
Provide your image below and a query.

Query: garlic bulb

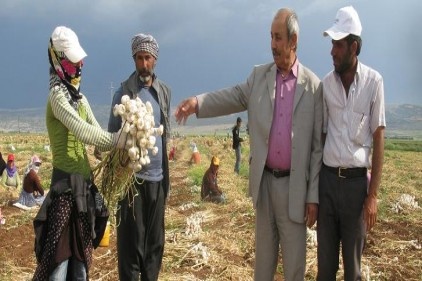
[114,95,164,172]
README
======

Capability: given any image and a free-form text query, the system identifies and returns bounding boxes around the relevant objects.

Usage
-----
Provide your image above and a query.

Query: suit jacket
[197,62,323,223]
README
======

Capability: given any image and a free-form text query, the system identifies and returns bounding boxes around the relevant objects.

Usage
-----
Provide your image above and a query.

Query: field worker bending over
[201,156,226,204]
[190,144,201,164]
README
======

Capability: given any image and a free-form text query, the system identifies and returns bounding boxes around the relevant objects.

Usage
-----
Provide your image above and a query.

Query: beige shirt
[322,61,386,168]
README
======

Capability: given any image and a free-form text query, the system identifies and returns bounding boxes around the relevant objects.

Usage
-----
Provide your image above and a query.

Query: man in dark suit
[175,8,323,281]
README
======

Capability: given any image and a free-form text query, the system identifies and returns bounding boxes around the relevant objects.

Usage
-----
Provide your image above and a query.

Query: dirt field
[0,135,421,280]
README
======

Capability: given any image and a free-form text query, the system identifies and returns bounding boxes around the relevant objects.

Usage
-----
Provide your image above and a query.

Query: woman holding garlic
[107,33,171,281]
[33,26,126,280]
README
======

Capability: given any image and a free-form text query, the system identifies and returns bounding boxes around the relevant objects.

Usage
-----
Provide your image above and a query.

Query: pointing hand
[174,97,198,125]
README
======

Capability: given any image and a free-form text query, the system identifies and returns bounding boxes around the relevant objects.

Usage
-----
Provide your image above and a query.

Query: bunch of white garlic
[113,95,164,172]
[178,202,199,212]
[185,212,205,237]
[391,193,420,214]
[192,242,210,265]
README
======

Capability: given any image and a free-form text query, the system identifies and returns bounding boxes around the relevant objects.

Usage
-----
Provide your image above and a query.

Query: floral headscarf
[48,38,83,109]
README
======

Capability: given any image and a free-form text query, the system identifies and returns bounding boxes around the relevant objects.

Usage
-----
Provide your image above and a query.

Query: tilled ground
[0,142,421,281]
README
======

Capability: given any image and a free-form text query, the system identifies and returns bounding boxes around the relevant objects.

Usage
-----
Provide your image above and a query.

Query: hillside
[0,104,420,138]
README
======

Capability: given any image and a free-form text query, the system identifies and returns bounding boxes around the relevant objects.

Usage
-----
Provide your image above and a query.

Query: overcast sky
[1,0,421,111]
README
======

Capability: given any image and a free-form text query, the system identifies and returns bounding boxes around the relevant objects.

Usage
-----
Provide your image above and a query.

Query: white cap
[323,6,362,40]
[51,26,87,63]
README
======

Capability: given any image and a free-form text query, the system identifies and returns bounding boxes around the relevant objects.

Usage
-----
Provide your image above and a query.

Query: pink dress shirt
[266,59,298,170]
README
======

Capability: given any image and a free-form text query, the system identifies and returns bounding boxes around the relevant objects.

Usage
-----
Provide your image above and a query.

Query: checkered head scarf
[131,34,159,59]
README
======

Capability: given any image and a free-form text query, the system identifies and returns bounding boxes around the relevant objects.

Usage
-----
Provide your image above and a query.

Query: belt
[323,164,367,179]
[264,165,290,178]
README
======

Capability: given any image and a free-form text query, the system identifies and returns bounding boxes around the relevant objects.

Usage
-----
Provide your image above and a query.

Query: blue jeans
[234,146,241,174]
[49,258,86,281]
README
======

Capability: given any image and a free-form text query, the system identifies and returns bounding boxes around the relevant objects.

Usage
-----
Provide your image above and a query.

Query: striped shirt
[322,61,386,168]
[47,86,116,179]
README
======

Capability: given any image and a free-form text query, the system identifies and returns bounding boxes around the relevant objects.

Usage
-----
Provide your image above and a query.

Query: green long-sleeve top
[46,85,117,180]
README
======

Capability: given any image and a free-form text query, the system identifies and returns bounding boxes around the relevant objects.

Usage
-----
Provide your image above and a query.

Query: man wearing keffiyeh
[108,33,171,281]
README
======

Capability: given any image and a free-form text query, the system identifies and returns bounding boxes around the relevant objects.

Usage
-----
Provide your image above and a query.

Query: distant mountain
[385,104,422,130]
[0,108,47,133]
[0,104,420,137]
[0,106,111,133]
[0,105,248,135]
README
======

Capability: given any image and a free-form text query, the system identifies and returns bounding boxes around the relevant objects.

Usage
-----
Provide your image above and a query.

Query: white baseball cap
[51,26,87,63]
[323,6,362,40]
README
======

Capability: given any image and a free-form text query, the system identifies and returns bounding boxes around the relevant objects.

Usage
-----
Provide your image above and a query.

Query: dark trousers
[317,165,367,281]
[116,179,165,281]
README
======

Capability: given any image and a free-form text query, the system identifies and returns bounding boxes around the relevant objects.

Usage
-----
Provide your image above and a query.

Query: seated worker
[190,144,201,164]
[16,155,45,207]
[1,154,21,190]
[201,156,225,204]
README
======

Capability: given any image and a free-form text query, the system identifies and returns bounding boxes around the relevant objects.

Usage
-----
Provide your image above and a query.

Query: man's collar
[277,56,299,78]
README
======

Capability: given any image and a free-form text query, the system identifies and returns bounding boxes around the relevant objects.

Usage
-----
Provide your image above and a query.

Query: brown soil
[0,138,421,281]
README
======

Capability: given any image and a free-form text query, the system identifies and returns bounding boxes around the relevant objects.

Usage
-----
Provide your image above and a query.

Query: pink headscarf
[25,155,42,176]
